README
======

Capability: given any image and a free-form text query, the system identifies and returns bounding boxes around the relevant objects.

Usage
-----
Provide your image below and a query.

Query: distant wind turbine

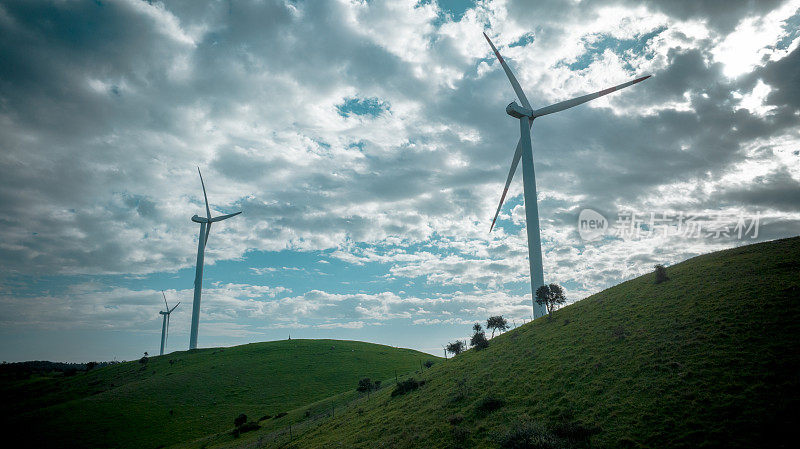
[159,291,179,356]
[189,167,241,350]
[483,32,649,319]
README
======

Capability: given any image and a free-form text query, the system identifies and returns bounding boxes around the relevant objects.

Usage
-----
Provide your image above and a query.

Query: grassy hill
[1,339,436,449]
[247,237,800,448]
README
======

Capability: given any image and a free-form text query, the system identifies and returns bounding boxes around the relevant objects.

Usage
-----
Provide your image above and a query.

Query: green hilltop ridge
[1,339,436,449]
[221,236,798,448]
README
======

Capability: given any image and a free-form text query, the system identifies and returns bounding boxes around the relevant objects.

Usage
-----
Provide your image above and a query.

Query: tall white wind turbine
[483,32,649,319]
[159,291,180,356]
[189,168,241,350]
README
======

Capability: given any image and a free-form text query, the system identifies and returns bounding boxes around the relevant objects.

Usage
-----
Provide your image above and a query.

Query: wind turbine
[189,167,241,350]
[483,32,649,319]
[159,291,180,356]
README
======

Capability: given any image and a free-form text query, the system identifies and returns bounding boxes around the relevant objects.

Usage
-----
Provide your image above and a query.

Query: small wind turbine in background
[483,32,649,319]
[159,291,179,356]
[189,167,241,350]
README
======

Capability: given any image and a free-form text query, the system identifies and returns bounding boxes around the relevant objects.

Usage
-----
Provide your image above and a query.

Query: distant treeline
[0,360,120,378]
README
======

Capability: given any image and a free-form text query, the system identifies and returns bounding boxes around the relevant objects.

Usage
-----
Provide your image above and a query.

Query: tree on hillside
[486,316,509,338]
[446,340,465,356]
[654,264,669,283]
[357,378,375,392]
[470,323,489,350]
[535,283,566,316]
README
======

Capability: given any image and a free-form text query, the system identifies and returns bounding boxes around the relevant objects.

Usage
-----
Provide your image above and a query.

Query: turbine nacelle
[191,215,209,223]
[506,101,534,119]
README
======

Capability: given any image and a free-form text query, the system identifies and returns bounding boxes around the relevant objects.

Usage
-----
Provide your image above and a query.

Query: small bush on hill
[357,377,375,392]
[273,412,287,419]
[258,415,271,421]
[496,419,560,449]
[654,264,669,283]
[424,360,434,368]
[234,413,247,428]
[446,340,465,356]
[239,421,259,433]
[470,329,489,350]
[230,421,259,437]
[391,378,424,397]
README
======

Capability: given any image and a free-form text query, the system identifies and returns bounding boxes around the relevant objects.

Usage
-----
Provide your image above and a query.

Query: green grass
[1,339,435,449]
[263,237,800,448]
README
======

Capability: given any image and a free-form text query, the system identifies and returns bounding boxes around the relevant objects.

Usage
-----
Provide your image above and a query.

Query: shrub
[273,412,287,419]
[230,421,259,437]
[357,377,375,392]
[496,419,560,449]
[391,378,424,397]
[470,331,489,350]
[86,361,98,371]
[239,421,259,433]
[446,340,466,356]
[424,360,434,368]
[475,395,505,416]
[258,415,271,421]
[234,413,247,428]
[654,264,669,283]
[374,380,381,389]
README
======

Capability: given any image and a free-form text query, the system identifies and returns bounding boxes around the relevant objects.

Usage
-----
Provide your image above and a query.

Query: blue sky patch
[336,97,390,118]
[565,26,667,71]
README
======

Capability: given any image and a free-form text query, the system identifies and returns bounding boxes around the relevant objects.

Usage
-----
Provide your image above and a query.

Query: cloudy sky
[1,0,798,362]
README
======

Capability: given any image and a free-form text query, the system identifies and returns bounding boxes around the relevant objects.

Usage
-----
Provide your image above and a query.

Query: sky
[1,0,798,362]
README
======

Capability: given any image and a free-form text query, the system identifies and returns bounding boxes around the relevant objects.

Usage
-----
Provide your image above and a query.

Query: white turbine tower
[189,168,241,350]
[159,291,180,356]
[483,32,649,319]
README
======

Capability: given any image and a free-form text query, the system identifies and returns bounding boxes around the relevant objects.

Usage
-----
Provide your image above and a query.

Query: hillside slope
[278,237,800,448]
[1,339,435,449]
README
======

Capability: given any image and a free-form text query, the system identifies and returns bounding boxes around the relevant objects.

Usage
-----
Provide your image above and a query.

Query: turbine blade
[532,75,650,117]
[205,222,211,245]
[169,302,180,313]
[210,211,242,223]
[483,32,531,110]
[490,144,522,232]
[198,167,211,220]
[162,290,169,311]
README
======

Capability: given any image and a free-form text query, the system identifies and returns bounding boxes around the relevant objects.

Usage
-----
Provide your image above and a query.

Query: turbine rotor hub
[506,101,533,119]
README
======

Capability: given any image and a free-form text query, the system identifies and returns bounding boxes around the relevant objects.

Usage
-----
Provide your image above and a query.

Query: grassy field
[243,237,800,448]
[1,339,436,449]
